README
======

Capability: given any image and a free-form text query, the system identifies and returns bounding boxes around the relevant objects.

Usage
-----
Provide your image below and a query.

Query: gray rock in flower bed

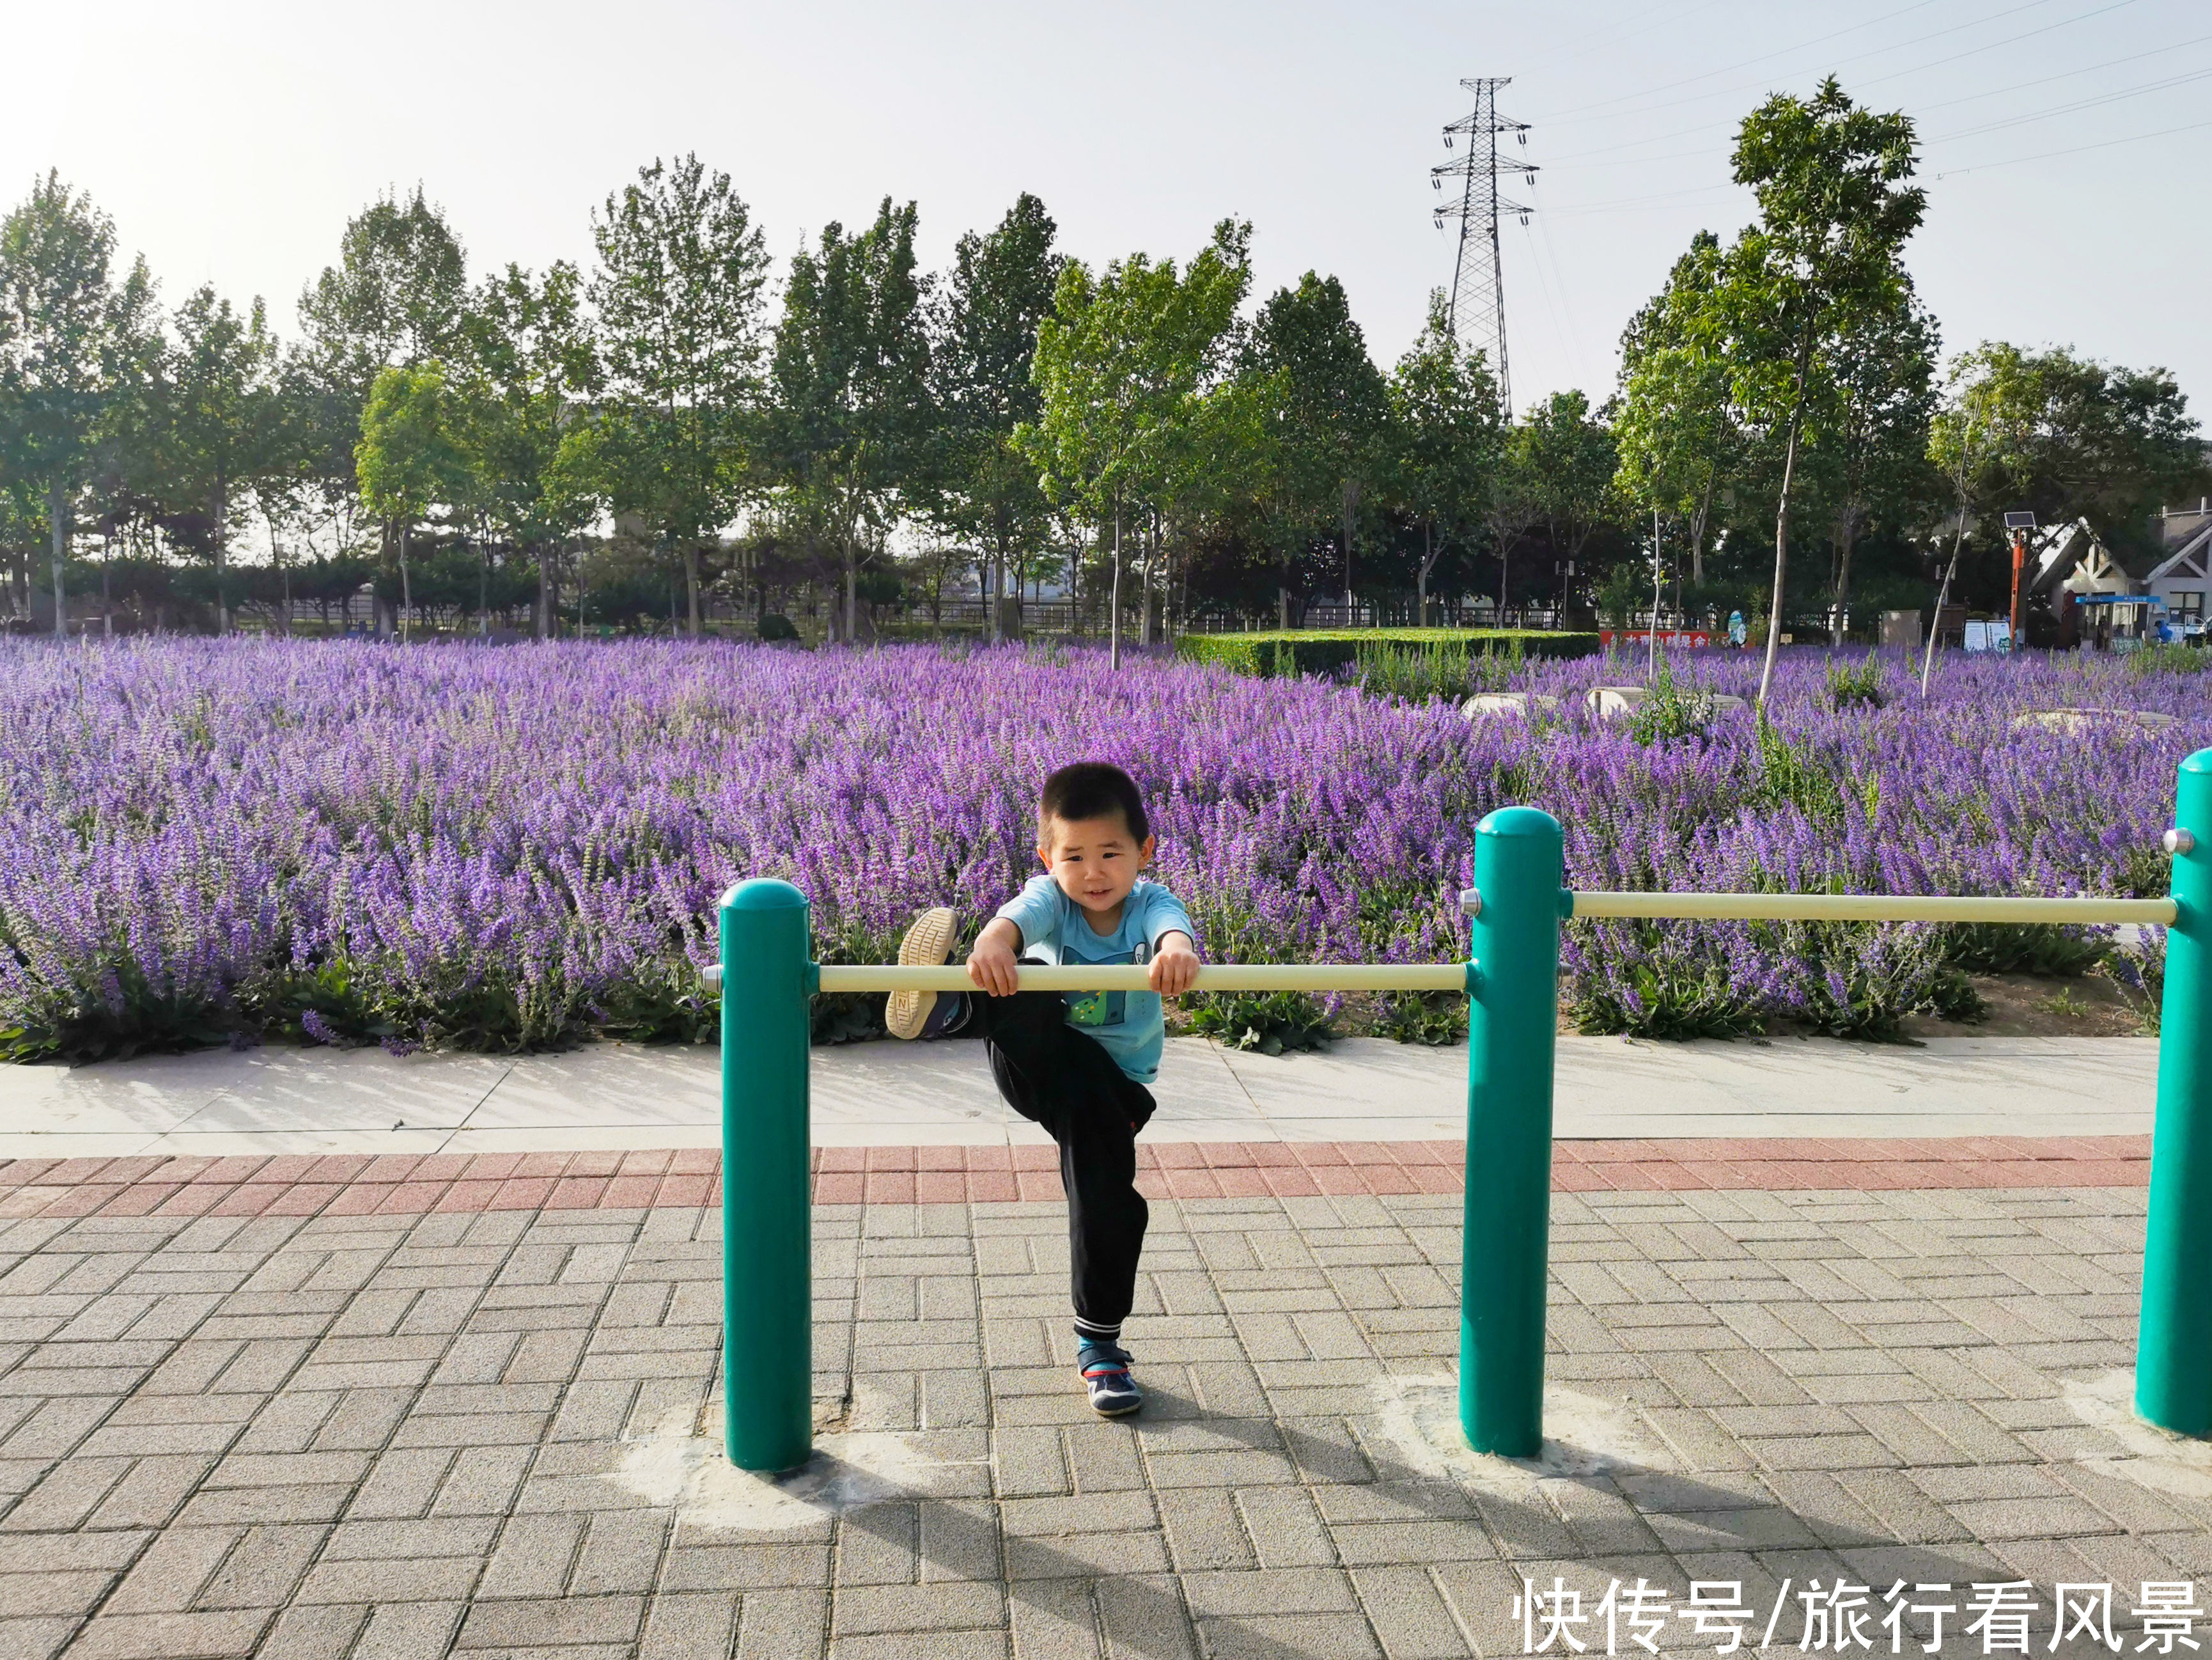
[2011,707,2179,735]
[1585,685,1747,719]
[1461,691,1562,720]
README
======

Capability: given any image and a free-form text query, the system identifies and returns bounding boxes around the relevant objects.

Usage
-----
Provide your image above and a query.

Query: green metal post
[720,879,816,1472]
[2138,749,2212,1437]
[1460,806,1563,1457]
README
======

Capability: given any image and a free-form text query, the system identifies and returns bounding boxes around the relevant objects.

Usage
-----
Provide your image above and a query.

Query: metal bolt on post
[2138,749,2212,1437]
[719,879,816,1472]
[1460,806,1563,1457]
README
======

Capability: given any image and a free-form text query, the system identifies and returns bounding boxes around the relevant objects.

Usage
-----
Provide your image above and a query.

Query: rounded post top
[1476,806,1563,842]
[2181,748,2212,780]
[719,878,809,912]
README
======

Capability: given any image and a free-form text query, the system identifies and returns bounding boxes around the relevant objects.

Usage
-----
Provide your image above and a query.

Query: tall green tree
[458,261,602,638]
[1516,389,1619,608]
[772,197,935,642]
[589,155,768,636]
[1389,290,1503,623]
[0,172,154,635]
[1936,341,2206,545]
[1815,284,1938,636]
[1715,77,1924,707]
[157,284,279,633]
[1614,230,1734,586]
[1248,272,1387,615]
[356,361,465,641]
[295,187,467,595]
[933,193,1061,642]
[1020,220,1250,666]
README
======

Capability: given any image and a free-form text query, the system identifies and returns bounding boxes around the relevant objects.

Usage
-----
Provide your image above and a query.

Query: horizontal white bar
[814,963,1472,994]
[1568,891,2175,925]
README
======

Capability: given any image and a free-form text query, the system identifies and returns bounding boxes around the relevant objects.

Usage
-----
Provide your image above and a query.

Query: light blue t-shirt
[993,875,1197,1085]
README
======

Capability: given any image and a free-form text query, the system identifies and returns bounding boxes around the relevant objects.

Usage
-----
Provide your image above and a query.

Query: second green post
[1460,806,1563,1457]
[2138,749,2212,1437]
[720,879,816,1473]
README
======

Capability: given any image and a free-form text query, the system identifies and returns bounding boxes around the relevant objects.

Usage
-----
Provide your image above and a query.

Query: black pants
[970,989,1154,1336]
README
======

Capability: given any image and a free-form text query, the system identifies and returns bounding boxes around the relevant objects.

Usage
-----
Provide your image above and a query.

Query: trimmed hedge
[1176,628,1601,679]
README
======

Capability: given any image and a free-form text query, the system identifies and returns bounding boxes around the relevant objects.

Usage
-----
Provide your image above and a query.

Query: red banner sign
[1598,629,1714,648]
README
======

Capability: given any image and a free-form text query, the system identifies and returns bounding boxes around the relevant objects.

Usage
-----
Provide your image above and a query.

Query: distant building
[2144,497,2212,629]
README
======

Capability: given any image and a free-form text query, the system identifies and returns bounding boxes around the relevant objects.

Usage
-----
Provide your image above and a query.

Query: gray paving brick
[832,1581,1006,1636]
[62,1609,271,1659]
[736,1586,830,1659]
[454,1592,646,1646]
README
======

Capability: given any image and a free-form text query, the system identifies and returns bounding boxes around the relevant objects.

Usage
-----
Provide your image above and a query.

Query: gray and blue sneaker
[1078,1342,1143,1418]
[886,907,970,1040]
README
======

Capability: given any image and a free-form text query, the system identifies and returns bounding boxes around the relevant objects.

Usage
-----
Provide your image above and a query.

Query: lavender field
[0,638,2197,1062]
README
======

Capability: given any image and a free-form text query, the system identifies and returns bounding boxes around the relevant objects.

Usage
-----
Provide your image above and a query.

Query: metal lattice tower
[1432,78,1534,416]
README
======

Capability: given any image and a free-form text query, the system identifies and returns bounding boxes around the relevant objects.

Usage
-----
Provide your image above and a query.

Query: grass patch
[1177,627,1600,682]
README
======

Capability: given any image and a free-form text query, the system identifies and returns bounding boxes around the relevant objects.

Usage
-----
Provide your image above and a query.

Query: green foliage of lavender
[0,639,2194,1061]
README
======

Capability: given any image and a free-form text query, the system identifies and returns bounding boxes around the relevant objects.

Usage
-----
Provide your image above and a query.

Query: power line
[1542,27,2212,166]
[1928,63,2212,145]
[1531,0,2142,142]
[1931,112,2212,176]
[1533,0,1963,121]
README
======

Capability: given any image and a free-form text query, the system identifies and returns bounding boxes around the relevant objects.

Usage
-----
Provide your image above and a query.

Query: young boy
[885,762,1199,1418]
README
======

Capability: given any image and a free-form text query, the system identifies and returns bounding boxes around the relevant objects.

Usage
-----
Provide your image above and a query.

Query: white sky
[7,0,2208,437]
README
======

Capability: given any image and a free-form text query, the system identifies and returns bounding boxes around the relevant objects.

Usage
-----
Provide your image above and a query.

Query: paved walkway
[0,1178,2191,1660]
[0,1035,2156,1159]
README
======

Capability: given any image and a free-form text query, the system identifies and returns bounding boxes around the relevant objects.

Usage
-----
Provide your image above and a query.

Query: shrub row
[1176,629,1601,679]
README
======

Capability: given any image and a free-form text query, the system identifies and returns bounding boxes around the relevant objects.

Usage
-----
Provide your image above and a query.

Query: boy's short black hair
[1039,762,1149,843]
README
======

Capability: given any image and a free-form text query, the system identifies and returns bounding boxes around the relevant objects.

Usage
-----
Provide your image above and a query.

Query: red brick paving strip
[0,1136,2152,1219]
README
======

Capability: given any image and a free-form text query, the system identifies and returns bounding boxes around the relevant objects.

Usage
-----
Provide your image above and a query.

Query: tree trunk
[1109,499,1123,672]
[1832,510,1859,646]
[536,546,552,640]
[102,529,113,639]
[48,482,66,639]
[1756,356,1811,712]
[1340,479,1360,618]
[1649,510,1663,680]
[1419,522,1433,627]
[1921,501,1969,698]
[212,480,230,635]
[843,542,857,644]
[1141,508,1157,647]
[1690,468,1716,586]
[684,544,703,638]
[400,524,413,644]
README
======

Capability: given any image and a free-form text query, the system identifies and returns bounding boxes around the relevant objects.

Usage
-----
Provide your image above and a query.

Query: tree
[0,172,153,635]
[458,261,601,638]
[156,283,279,633]
[1020,220,1250,666]
[1389,290,1503,623]
[1614,231,1734,586]
[772,198,935,643]
[1814,284,1937,638]
[356,361,465,641]
[1715,77,1924,708]
[1936,341,2207,547]
[933,193,1061,642]
[589,155,768,636]
[1517,389,1619,607]
[1248,272,1387,615]
[296,187,467,625]
[298,185,467,396]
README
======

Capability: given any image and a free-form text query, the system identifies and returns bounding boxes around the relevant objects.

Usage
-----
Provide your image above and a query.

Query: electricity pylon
[1432,77,1534,417]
